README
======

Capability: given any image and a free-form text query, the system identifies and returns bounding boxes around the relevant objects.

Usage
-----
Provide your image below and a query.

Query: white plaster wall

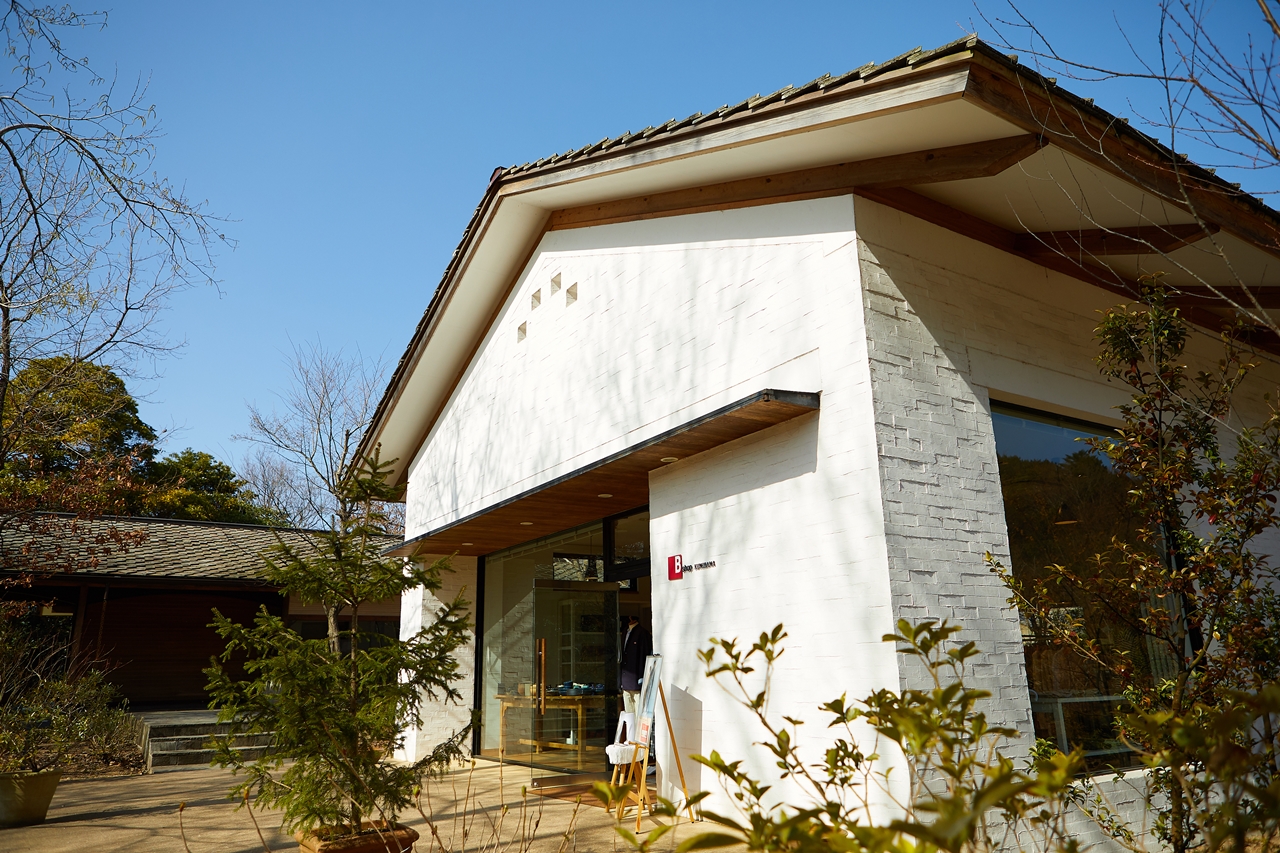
[647,197,907,817]
[403,198,857,538]
[401,197,898,775]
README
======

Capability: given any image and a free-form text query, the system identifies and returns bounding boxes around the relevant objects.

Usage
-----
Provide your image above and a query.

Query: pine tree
[206,450,471,836]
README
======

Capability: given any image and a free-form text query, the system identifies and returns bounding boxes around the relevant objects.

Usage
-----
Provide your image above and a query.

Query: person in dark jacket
[620,615,652,714]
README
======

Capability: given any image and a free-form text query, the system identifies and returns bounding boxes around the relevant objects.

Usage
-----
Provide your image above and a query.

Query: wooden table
[497,693,608,770]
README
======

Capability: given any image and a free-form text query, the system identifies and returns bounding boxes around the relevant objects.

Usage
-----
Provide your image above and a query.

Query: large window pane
[993,405,1166,770]
[479,522,619,773]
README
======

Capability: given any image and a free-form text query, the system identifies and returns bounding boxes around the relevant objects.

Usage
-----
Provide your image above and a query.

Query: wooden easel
[615,683,696,829]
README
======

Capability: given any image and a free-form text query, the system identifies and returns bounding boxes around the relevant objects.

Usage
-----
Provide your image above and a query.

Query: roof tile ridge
[51,512,329,536]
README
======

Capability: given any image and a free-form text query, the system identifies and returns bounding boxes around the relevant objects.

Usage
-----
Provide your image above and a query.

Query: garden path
[0,762,698,852]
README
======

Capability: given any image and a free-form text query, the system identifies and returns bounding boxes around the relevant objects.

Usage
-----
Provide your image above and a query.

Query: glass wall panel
[479,521,618,774]
[993,405,1171,770]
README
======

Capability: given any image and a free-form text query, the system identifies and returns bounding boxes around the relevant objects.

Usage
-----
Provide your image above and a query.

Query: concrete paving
[0,762,709,852]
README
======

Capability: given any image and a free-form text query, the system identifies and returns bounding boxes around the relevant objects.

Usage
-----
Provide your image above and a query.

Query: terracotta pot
[0,769,62,828]
[295,821,420,853]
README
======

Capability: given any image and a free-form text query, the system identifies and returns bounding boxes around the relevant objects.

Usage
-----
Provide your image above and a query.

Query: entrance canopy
[387,389,818,559]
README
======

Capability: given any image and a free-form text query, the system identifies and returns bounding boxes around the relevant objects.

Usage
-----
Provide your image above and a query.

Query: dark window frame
[603,505,650,582]
[991,400,1117,441]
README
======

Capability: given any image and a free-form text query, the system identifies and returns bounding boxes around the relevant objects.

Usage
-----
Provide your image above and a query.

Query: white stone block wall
[849,197,1280,849]
[396,554,477,763]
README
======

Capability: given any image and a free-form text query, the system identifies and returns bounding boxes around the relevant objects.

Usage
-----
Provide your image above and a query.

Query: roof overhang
[386,389,819,558]
[362,38,1280,488]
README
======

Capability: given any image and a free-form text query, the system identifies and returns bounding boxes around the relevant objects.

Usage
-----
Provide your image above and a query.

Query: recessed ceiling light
[519,522,533,526]
[660,457,679,463]
[461,542,474,546]
[598,493,613,498]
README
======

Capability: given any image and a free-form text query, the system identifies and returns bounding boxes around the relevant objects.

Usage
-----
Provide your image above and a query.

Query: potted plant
[0,610,136,827]
[207,451,472,852]
[0,615,64,830]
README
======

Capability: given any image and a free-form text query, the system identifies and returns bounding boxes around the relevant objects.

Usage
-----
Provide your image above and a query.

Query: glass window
[605,508,650,582]
[993,404,1171,770]
[479,521,619,773]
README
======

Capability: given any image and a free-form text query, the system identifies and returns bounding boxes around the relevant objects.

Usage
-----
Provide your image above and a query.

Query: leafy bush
[595,621,1280,853]
[0,608,138,774]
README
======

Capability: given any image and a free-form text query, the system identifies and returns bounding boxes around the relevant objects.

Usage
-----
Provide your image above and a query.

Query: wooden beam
[855,186,1020,253]
[1014,223,1219,258]
[962,61,1280,260]
[854,186,1280,353]
[548,135,1043,231]
[1166,286,1280,310]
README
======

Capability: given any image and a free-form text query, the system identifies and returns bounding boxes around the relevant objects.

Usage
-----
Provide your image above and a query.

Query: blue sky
[54,1,1263,467]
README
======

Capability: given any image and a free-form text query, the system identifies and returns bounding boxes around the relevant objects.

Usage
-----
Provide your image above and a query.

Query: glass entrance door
[479,521,620,782]
[528,580,618,780]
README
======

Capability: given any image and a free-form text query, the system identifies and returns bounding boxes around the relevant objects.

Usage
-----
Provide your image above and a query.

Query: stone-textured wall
[395,554,476,763]
[851,196,1260,847]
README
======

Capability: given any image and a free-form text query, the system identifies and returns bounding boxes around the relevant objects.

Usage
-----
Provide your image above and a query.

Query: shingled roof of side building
[0,516,399,587]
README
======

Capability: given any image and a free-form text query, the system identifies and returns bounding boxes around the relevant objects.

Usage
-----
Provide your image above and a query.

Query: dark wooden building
[3,517,321,709]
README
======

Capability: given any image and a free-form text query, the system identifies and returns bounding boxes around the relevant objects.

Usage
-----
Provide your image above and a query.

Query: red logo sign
[667,555,684,580]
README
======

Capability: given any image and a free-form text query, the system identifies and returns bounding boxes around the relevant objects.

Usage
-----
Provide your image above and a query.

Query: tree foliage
[994,287,1280,853]
[205,452,471,836]
[0,358,283,525]
[145,449,288,526]
[2,355,156,473]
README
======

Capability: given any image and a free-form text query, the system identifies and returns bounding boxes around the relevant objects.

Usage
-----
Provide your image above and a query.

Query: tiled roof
[500,38,981,178]
[1,516,397,585]
[494,35,1235,186]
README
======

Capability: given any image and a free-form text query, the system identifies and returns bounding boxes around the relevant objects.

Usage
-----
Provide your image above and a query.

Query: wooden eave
[386,390,819,559]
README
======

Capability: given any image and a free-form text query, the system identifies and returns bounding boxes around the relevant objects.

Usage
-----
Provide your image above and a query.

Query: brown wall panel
[79,587,283,707]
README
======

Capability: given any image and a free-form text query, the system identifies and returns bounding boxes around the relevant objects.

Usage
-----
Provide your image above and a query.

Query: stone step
[150,733,274,753]
[150,744,274,769]
[130,711,275,773]
[144,722,233,739]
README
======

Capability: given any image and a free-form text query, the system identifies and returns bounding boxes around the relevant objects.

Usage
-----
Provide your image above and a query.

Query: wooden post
[70,585,88,658]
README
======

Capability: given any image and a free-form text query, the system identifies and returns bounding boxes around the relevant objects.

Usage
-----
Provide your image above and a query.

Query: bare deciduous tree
[240,447,309,528]
[238,341,399,532]
[0,2,221,592]
[975,1,1280,336]
[0,2,220,468]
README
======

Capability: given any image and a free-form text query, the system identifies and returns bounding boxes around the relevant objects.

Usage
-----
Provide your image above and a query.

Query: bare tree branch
[237,342,394,531]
